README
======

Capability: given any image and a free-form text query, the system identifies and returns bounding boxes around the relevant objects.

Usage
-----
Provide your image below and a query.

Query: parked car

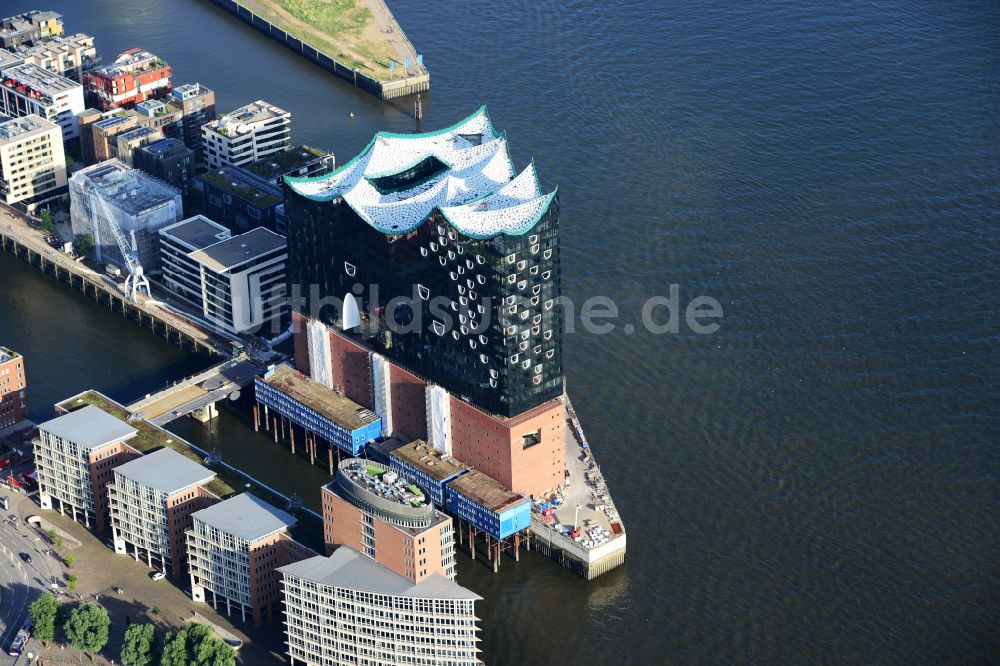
[151,571,166,581]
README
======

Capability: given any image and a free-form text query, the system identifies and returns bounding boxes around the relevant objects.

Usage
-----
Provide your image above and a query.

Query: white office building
[202,100,290,170]
[279,547,482,666]
[159,216,287,334]
[0,114,66,208]
[0,62,85,141]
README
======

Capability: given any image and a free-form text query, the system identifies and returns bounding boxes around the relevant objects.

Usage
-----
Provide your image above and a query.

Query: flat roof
[192,493,296,542]
[38,404,137,451]
[160,215,230,252]
[140,137,190,157]
[1,62,79,95]
[209,100,288,135]
[391,440,469,483]
[114,447,215,495]
[0,114,56,142]
[198,165,282,207]
[0,50,24,69]
[172,82,212,100]
[259,363,378,431]
[246,145,327,182]
[447,469,527,514]
[0,346,19,363]
[279,547,481,600]
[188,227,286,273]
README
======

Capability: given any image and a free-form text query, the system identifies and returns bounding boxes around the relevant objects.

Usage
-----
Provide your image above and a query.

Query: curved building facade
[280,547,481,666]
[285,107,563,418]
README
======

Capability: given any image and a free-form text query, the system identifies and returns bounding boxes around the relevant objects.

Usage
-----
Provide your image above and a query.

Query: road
[0,492,63,664]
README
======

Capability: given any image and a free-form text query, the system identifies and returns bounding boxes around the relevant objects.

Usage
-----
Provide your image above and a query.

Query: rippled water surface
[1,0,998,662]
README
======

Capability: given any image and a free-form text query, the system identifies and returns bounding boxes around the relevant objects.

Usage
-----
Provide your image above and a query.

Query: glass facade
[285,189,563,418]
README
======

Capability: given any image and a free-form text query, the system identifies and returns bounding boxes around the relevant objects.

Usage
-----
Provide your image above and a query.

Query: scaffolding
[69,159,181,274]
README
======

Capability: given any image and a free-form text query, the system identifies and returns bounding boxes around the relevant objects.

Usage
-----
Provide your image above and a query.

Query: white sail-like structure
[286,106,556,239]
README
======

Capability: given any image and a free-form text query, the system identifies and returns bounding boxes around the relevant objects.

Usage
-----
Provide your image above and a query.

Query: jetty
[0,204,234,359]
[206,0,429,100]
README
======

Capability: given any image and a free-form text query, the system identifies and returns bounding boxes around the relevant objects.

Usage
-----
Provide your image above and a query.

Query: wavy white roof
[286,106,556,239]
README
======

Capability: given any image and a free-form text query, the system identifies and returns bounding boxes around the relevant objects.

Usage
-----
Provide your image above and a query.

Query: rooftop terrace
[199,166,282,208]
[208,100,287,137]
[246,145,329,183]
[338,458,427,509]
[1,62,79,98]
[391,440,469,483]
[260,363,379,432]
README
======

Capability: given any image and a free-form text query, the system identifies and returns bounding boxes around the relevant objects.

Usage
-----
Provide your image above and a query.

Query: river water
[1,0,997,663]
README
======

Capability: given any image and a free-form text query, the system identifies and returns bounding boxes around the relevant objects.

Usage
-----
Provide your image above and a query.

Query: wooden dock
[0,209,231,359]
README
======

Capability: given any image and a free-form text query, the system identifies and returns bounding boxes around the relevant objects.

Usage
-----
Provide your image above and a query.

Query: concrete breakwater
[206,0,430,101]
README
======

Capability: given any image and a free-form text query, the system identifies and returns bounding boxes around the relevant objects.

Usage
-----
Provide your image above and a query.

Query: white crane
[89,184,150,300]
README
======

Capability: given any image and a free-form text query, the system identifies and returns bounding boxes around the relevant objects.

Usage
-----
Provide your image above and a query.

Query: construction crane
[89,184,150,300]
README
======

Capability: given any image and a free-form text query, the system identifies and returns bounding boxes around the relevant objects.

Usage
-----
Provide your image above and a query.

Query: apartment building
[0,115,66,209]
[113,125,162,167]
[186,493,315,625]
[85,48,171,111]
[202,100,289,170]
[0,62,85,141]
[16,33,99,82]
[134,138,195,195]
[279,547,482,666]
[171,83,215,155]
[0,347,28,429]
[322,458,457,582]
[109,447,218,579]
[194,164,285,234]
[34,405,140,531]
[159,217,287,334]
[0,11,63,49]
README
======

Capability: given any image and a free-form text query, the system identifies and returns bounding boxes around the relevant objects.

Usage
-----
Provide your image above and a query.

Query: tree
[64,554,74,567]
[39,209,54,233]
[121,623,155,666]
[46,528,57,542]
[67,574,77,590]
[29,592,60,644]
[159,623,233,666]
[160,628,188,666]
[73,233,95,259]
[64,603,110,657]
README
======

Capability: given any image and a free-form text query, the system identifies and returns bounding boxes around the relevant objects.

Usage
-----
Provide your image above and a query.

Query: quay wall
[530,516,627,580]
[206,0,429,101]
[0,230,223,359]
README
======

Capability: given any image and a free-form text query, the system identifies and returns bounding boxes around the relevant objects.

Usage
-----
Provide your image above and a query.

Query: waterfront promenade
[0,205,233,358]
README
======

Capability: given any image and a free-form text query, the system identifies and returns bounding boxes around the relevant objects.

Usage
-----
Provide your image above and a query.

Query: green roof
[57,390,326,551]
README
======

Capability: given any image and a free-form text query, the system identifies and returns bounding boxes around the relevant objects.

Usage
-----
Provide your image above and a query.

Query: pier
[206,0,429,101]
[127,358,260,426]
[0,206,233,359]
[528,395,627,580]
